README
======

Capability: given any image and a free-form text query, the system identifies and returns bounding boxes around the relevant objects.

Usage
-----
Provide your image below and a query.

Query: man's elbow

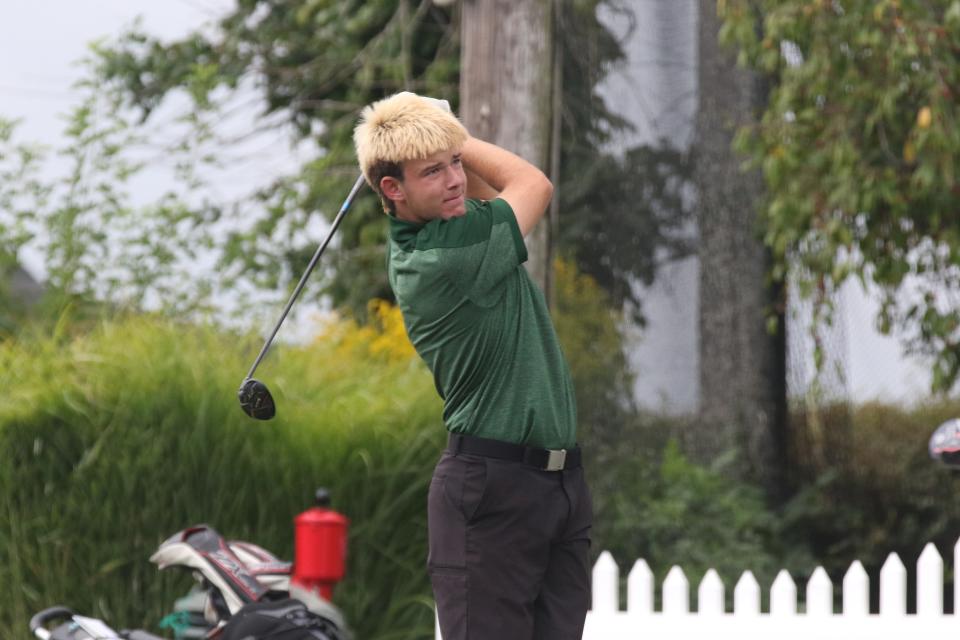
[535,171,554,206]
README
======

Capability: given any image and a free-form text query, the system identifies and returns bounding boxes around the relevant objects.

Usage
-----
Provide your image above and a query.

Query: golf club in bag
[238,174,367,420]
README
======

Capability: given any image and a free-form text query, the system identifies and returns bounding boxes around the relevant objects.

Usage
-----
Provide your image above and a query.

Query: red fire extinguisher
[293,488,349,600]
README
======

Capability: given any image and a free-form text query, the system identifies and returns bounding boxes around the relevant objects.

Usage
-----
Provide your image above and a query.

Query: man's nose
[444,165,464,188]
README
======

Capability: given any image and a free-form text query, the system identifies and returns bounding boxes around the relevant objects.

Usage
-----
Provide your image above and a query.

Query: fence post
[734,571,761,615]
[770,569,796,616]
[628,559,654,614]
[917,542,943,616]
[698,569,724,615]
[806,567,833,615]
[663,566,690,614]
[842,560,869,616]
[592,551,619,613]
[879,552,906,616]
[956,537,960,616]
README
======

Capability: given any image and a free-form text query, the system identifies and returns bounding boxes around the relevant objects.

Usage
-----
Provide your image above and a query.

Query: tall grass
[0,314,444,639]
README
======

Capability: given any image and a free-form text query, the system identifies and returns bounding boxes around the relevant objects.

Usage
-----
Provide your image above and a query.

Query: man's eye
[452,157,462,165]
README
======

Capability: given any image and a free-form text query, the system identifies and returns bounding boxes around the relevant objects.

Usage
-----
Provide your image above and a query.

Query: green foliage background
[1,315,443,640]
[721,0,960,390]
[10,0,689,320]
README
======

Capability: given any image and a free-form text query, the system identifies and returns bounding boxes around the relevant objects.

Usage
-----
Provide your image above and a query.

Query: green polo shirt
[387,197,576,449]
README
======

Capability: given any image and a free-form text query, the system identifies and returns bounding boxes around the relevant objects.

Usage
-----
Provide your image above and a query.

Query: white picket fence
[436,539,960,639]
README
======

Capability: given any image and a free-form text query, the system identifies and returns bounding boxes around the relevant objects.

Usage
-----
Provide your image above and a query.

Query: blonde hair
[354,92,468,195]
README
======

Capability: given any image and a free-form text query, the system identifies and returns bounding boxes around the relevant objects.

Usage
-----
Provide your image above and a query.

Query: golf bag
[151,525,349,640]
[219,599,345,640]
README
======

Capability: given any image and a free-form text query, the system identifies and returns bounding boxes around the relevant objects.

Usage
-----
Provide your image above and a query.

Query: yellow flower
[315,300,416,363]
[903,141,916,164]
[917,106,932,129]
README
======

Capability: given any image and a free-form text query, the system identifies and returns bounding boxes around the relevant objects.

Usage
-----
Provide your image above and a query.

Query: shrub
[784,399,960,602]
[594,431,816,607]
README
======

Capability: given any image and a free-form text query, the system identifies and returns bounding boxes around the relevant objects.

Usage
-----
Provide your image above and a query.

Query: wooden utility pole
[460,0,557,298]
[693,0,787,493]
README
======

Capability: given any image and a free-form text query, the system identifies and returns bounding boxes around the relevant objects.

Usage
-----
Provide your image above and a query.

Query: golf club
[238,173,367,420]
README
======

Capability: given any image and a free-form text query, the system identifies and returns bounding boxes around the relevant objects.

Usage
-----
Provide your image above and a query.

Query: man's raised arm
[461,136,553,237]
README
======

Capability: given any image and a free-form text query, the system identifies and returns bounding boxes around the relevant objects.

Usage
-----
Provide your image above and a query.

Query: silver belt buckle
[545,448,567,471]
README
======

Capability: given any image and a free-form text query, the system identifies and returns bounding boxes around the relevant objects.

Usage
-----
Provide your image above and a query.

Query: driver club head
[238,378,276,420]
[929,417,960,467]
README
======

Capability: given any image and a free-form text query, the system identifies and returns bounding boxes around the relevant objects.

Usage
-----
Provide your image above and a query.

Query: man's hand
[422,96,452,113]
[390,91,453,114]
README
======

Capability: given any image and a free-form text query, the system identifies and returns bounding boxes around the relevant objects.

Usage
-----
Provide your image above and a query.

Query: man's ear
[380,176,405,206]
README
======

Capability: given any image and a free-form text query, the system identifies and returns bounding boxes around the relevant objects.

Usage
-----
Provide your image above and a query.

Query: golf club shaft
[244,173,367,381]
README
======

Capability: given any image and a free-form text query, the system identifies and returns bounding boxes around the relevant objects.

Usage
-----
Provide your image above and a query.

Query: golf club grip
[244,173,366,381]
[29,606,74,640]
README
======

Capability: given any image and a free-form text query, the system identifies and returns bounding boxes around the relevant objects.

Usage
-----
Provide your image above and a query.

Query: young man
[354,92,592,640]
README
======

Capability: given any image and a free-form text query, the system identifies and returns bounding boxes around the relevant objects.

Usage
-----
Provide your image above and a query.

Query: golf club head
[929,418,960,467]
[238,378,276,420]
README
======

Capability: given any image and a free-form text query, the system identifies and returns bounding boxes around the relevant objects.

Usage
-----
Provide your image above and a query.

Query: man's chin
[441,201,466,219]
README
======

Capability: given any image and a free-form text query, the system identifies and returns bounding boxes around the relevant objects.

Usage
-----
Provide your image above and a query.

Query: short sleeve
[422,198,527,305]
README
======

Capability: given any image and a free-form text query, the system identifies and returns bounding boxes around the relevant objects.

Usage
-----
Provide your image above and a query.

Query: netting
[785,273,853,474]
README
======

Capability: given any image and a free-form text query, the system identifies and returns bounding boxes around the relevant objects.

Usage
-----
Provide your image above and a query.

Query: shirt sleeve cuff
[493,198,528,265]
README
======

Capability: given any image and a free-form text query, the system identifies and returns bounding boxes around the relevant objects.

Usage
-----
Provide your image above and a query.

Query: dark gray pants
[428,451,593,640]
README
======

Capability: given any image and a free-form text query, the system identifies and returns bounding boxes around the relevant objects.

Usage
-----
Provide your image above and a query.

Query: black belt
[447,433,581,471]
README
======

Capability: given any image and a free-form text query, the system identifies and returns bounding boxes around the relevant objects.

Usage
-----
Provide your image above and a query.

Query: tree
[460,0,555,294]
[90,0,460,318]
[721,0,960,391]
[0,0,696,348]
[693,0,787,491]
[80,0,692,321]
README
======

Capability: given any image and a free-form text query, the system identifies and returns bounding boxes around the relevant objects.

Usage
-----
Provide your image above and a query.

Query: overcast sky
[0,0,314,274]
[0,0,326,338]
[0,1,227,278]
[0,1,232,141]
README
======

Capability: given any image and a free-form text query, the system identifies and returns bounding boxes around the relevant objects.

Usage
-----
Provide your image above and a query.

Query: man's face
[381,148,466,223]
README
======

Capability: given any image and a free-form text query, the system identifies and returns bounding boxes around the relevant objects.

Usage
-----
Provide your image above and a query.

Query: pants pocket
[428,471,467,568]
[442,455,489,523]
[428,455,491,569]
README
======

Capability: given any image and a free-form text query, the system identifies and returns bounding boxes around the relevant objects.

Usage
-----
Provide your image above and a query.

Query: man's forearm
[460,136,553,236]
[461,137,531,191]
[465,166,500,200]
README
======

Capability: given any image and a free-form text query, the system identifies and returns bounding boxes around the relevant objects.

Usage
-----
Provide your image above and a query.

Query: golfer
[354,92,592,640]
